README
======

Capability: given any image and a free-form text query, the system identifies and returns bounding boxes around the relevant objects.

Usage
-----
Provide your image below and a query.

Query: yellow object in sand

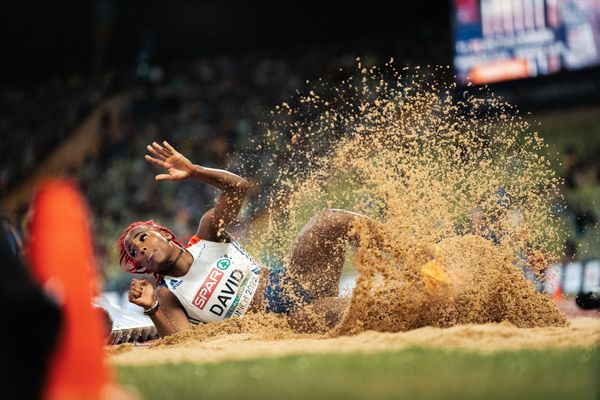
[421,260,451,295]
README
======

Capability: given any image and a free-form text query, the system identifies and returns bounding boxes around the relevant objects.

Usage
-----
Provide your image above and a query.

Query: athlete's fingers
[130,279,143,292]
[145,154,166,168]
[146,146,167,163]
[147,145,167,161]
[162,141,177,154]
[140,279,152,287]
[128,288,140,302]
[129,282,141,294]
[155,173,173,181]
[138,280,153,300]
[152,141,170,158]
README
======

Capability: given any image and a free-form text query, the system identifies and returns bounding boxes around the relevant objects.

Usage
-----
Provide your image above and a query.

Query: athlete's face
[124,225,175,274]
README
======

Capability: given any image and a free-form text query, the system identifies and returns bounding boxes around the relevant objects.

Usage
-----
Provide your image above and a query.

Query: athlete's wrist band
[143,300,160,316]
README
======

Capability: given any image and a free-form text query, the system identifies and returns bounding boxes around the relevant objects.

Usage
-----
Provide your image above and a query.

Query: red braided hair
[116,220,183,278]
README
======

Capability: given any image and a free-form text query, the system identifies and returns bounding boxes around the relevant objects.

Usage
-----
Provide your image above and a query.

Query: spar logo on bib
[192,268,224,310]
[217,257,231,270]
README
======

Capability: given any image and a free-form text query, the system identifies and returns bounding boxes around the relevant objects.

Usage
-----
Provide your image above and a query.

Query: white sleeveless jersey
[161,236,261,323]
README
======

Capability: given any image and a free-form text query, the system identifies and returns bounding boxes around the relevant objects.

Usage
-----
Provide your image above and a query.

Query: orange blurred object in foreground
[28,179,111,400]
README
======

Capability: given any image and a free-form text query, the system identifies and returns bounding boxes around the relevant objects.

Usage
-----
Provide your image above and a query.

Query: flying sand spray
[157,61,568,345]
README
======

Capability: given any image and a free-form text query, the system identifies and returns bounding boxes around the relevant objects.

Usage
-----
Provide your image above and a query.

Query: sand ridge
[109,317,599,366]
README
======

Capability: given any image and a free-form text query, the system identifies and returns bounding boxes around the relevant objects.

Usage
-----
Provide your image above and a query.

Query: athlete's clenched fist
[128,278,155,310]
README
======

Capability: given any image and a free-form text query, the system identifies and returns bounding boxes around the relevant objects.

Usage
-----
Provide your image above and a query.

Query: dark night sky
[1,1,451,83]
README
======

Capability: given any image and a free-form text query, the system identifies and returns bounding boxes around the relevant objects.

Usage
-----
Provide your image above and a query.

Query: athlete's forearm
[189,165,249,192]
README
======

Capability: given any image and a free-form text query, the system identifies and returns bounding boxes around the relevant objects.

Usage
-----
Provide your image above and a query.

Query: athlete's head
[117,220,183,276]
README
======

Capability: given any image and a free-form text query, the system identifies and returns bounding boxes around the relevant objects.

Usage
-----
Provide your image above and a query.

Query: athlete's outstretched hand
[128,278,155,310]
[145,141,195,181]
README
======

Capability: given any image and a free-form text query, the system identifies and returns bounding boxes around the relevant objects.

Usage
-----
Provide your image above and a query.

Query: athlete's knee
[308,209,353,235]
[326,210,387,248]
[317,209,355,224]
[306,209,379,243]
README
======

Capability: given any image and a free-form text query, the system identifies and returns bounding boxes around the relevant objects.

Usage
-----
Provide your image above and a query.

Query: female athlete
[118,141,384,337]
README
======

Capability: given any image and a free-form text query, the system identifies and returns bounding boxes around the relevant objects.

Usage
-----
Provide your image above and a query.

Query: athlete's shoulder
[189,233,238,247]
[186,235,202,248]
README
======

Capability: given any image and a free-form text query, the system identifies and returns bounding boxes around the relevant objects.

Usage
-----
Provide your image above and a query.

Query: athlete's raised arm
[145,141,249,242]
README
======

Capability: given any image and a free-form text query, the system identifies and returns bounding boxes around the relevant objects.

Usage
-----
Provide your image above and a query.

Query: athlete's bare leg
[285,209,386,331]
[287,208,385,298]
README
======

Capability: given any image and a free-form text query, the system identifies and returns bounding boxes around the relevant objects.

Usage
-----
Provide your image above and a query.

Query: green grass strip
[117,346,599,400]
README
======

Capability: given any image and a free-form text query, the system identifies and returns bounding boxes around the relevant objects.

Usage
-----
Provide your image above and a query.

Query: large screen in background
[453,0,600,85]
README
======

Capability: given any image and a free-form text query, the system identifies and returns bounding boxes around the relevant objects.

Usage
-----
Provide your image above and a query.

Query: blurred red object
[28,179,111,400]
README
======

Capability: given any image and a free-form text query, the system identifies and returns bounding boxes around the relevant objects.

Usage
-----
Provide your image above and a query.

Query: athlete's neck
[166,244,194,277]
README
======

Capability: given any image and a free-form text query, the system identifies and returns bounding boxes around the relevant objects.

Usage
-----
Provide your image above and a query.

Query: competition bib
[162,237,261,323]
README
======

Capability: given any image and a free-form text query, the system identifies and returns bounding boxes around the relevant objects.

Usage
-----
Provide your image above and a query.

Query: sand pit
[108,316,599,366]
